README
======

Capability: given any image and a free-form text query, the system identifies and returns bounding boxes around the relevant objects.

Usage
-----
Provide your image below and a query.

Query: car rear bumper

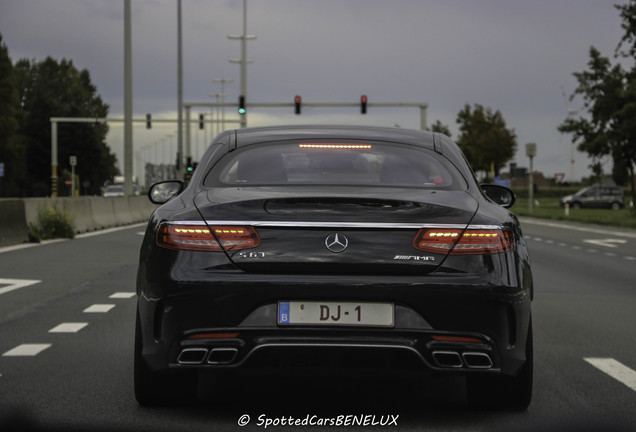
[137,275,531,378]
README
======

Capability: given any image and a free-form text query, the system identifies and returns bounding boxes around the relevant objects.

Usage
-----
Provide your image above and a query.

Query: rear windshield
[204,140,467,190]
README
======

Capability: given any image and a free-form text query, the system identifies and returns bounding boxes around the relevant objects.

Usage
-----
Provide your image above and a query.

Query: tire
[466,322,533,411]
[570,202,582,209]
[134,309,198,406]
[610,202,621,210]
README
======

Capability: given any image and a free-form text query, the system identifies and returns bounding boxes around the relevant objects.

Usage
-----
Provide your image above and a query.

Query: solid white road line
[109,292,136,299]
[520,218,636,239]
[83,304,115,313]
[585,357,636,392]
[2,344,52,357]
[75,223,146,239]
[0,278,42,295]
[48,323,88,333]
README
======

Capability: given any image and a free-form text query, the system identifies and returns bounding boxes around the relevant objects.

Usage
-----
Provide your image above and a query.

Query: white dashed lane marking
[109,292,135,299]
[48,323,88,333]
[2,344,52,357]
[525,236,635,261]
[585,358,636,392]
[1,290,136,376]
[83,304,115,313]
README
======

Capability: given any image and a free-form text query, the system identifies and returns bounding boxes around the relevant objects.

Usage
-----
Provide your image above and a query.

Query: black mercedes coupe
[135,125,533,409]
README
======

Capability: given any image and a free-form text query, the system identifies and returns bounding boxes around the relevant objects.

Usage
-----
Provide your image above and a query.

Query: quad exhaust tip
[462,352,493,369]
[432,351,463,368]
[432,350,493,369]
[177,347,239,365]
[177,348,209,365]
[207,348,238,364]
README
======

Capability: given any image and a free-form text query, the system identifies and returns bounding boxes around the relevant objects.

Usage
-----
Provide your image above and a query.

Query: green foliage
[0,34,118,197]
[512,197,636,229]
[427,120,452,138]
[13,57,119,196]
[559,2,636,215]
[456,104,517,179]
[0,34,28,197]
[28,205,75,241]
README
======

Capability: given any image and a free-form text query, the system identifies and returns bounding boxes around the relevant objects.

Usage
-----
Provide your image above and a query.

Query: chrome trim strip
[167,220,503,230]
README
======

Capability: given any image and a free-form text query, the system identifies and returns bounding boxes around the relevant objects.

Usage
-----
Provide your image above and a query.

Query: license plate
[278,301,394,327]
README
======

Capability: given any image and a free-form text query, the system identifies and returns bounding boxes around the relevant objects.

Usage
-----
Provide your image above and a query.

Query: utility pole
[228,0,256,128]
[177,0,184,176]
[212,78,233,132]
[209,93,221,137]
[526,143,537,214]
[123,0,133,196]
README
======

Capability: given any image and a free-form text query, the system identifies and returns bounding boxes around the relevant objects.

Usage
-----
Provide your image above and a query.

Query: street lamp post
[177,0,184,177]
[228,0,256,128]
[212,79,233,132]
[526,143,537,214]
[209,93,221,137]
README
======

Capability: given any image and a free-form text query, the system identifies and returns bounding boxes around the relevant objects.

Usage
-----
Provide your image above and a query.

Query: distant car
[135,125,533,410]
[560,184,624,209]
[103,184,124,197]
[103,184,140,197]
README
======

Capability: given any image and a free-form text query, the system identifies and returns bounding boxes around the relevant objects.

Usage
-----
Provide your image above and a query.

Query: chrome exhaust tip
[207,347,238,364]
[462,352,493,369]
[177,348,209,365]
[432,351,463,368]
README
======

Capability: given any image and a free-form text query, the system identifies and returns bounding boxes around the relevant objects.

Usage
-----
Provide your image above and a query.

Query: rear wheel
[134,309,198,406]
[611,202,621,210]
[466,322,533,411]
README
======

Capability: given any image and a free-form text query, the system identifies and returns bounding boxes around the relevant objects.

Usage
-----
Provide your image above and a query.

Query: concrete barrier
[63,198,97,233]
[0,199,29,246]
[0,196,158,247]
[89,197,119,229]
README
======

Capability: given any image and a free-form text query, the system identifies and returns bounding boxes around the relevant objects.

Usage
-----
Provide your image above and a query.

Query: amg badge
[394,255,435,261]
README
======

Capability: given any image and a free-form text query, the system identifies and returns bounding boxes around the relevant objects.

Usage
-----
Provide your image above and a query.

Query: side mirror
[481,184,516,208]
[148,180,185,204]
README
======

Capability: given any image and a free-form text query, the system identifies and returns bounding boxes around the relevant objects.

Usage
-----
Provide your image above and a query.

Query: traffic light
[238,95,246,115]
[199,113,204,129]
[360,95,367,114]
[294,95,302,115]
[146,113,152,129]
[184,157,194,183]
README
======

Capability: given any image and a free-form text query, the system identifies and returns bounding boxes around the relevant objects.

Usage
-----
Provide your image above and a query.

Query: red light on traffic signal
[294,95,302,115]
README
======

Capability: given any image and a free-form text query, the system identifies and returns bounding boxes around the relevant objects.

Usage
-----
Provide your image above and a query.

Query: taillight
[412,228,513,255]
[157,223,260,251]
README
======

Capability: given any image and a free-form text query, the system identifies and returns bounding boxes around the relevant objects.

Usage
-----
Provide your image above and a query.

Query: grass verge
[511,197,636,230]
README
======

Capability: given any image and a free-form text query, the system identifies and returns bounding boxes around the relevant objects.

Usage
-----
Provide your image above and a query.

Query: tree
[428,119,452,138]
[13,57,118,196]
[455,104,517,180]
[559,2,636,211]
[0,34,27,197]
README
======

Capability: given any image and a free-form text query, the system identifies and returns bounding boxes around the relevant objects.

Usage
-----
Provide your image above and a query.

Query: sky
[0,0,630,184]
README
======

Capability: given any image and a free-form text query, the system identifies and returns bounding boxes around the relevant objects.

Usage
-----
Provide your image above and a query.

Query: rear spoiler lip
[162,220,502,230]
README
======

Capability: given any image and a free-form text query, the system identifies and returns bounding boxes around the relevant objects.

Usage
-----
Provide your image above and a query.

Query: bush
[28,205,75,241]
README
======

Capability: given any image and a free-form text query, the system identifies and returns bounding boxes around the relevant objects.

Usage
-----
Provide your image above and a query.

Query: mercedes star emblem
[325,232,349,253]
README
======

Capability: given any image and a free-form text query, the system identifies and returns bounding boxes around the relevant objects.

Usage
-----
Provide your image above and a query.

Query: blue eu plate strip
[279,301,290,324]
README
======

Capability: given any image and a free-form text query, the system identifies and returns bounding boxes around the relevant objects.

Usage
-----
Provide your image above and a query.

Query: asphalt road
[0,218,635,431]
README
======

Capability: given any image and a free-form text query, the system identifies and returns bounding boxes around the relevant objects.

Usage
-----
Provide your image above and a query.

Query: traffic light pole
[50,101,427,196]
[48,116,240,197]
[225,101,428,130]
